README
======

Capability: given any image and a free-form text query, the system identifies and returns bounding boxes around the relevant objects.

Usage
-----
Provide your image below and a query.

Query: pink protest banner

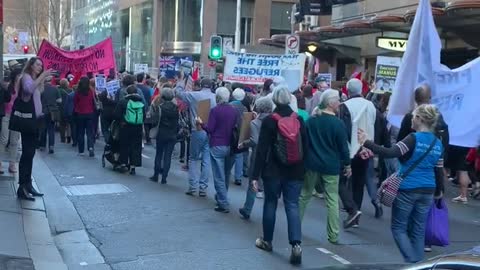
[37,38,116,77]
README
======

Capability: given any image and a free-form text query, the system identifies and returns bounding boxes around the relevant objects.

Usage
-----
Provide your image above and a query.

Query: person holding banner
[176,78,216,197]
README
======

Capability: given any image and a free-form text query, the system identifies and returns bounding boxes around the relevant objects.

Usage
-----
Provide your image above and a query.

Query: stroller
[102,120,122,169]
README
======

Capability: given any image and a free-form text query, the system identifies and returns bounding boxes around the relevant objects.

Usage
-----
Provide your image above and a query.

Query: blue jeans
[188,130,210,191]
[366,158,378,202]
[243,181,257,214]
[154,138,176,181]
[263,178,302,245]
[391,191,433,263]
[210,146,231,209]
[40,114,55,148]
[234,153,243,180]
[75,113,95,153]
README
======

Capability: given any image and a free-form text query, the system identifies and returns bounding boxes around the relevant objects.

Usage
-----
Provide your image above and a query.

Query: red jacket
[466,148,480,171]
[74,90,95,114]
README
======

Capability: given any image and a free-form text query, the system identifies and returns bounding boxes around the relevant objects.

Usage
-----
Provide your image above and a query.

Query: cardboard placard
[106,80,121,95]
[238,112,253,144]
[95,74,106,90]
[197,99,211,125]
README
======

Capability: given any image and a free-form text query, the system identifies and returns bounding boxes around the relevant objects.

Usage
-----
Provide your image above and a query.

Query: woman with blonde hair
[358,104,444,263]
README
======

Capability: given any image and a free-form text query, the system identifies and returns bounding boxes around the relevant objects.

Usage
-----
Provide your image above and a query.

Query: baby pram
[102,120,121,169]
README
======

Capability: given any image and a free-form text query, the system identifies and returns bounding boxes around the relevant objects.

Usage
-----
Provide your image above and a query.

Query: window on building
[270,2,292,37]
[240,17,253,45]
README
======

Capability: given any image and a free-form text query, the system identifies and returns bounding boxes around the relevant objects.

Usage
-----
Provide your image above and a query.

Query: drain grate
[63,184,131,196]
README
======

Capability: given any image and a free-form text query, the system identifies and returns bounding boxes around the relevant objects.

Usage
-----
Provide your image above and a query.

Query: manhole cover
[63,184,131,196]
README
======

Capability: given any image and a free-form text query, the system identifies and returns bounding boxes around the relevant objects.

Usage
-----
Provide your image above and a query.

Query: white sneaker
[452,196,468,204]
[424,247,432,252]
[312,190,324,199]
[256,192,264,199]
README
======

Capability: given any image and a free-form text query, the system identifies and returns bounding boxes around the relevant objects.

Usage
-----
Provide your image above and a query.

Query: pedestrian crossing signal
[209,36,223,60]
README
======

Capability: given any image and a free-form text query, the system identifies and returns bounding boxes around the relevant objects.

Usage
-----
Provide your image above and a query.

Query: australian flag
[159,56,193,79]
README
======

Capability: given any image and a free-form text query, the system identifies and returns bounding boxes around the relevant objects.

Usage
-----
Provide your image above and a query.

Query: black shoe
[179,158,185,163]
[72,143,77,147]
[149,175,159,182]
[239,208,250,220]
[234,179,242,186]
[161,178,167,184]
[373,201,383,219]
[27,185,44,197]
[17,186,35,201]
[130,168,136,175]
[343,211,362,229]
[290,244,302,265]
[185,190,196,196]
[66,137,71,144]
[89,148,94,157]
[214,206,230,213]
[199,191,207,197]
[49,148,54,154]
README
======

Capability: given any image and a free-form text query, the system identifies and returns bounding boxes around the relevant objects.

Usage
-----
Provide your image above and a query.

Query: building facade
[71,0,296,72]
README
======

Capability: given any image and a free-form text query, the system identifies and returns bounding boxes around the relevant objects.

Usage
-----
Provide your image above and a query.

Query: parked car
[316,246,480,270]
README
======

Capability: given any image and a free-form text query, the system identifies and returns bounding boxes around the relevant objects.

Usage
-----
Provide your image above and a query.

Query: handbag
[425,198,449,246]
[9,84,38,134]
[377,138,437,207]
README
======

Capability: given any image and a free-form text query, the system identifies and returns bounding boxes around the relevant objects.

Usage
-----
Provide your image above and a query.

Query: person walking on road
[298,89,351,244]
[136,73,153,145]
[251,85,307,265]
[196,87,238,213]
[238,96,272,220]
[74,77,96,157]
[39,77,62,154]
[150,88,179,184]
[358,104,444,263]
[58,79,73,144]
[115,85,145,175]
[176,78,216,197]
[230,88,247,186]
[16,57,53,201]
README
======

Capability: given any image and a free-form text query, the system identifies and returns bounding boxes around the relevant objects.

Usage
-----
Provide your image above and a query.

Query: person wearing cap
[230,88,247,186]
[176,78,217,197]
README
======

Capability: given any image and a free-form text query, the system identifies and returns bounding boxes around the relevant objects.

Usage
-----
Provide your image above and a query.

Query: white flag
[388,0,480,147]
[388,0,441,127]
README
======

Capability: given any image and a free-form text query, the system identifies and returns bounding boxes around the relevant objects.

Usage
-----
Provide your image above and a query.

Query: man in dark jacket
[136,72,153,144]
[40,77,62,153]
[58,79,73,143]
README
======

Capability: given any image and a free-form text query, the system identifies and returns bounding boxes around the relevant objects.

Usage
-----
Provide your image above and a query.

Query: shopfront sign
[224,51,306,92]
[38,38,115,77]
[376,37,408,52]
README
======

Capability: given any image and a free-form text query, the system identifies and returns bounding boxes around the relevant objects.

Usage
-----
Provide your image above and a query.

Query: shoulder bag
[9,80,38,134]
[378,138,437,207]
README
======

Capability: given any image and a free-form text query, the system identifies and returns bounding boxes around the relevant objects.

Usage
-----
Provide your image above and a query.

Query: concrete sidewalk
[0,161,68,270]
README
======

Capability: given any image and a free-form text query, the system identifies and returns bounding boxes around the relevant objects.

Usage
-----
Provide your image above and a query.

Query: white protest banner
[388,0,480,147]
[106,80,121,95]
[134,64,149,74]
[316,73,332,87]
[224,51,306,92]
[95,74,106,90]
[374,56,401,92]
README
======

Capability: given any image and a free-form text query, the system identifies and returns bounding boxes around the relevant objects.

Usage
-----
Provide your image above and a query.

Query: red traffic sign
[285,35,300,55]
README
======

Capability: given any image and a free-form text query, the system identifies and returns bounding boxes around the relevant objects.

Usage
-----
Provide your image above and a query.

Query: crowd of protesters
[2,57,479,265]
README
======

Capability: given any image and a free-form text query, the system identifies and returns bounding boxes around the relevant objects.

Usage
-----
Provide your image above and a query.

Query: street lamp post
[234,0,241,52]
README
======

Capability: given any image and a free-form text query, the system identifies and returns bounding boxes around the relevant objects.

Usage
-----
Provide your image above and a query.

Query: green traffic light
[211,49,220,57]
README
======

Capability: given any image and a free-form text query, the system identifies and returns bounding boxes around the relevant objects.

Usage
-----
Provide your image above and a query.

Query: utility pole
[234,0,241,52]
[291,4,296,34]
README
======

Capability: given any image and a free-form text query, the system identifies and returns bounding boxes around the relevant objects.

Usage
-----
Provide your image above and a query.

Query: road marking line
[316,248,351,265]
[142,154,151,159]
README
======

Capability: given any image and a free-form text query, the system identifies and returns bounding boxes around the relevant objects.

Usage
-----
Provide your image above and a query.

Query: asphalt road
[38,138,480,270]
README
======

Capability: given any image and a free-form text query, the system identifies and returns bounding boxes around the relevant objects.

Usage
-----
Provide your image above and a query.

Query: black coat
[156,101,179,141]
[0,83,12,117]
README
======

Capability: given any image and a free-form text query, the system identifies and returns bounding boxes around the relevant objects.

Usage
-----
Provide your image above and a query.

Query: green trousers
[299,170,340,243]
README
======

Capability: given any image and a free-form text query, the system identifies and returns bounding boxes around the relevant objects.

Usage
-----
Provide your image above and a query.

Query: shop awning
[259,0,480,49]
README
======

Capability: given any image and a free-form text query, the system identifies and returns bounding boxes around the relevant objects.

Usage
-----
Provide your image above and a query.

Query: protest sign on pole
[159,56,193,79]
[134,64,149,74]
[316,73,332,87]
[197,99,211,127]
[374,56,401,93]
[238,112,253,145]
[37,38,116,77]
[95,74,106,91]
[106,79,121,95]
[224,51,306,92]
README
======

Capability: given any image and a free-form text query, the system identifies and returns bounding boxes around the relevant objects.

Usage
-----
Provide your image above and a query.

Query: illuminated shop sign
[376,37,408,52]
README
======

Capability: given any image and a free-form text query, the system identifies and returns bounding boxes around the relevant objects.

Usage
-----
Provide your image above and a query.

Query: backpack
[271,112,303,165]
[124,100,144,125]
